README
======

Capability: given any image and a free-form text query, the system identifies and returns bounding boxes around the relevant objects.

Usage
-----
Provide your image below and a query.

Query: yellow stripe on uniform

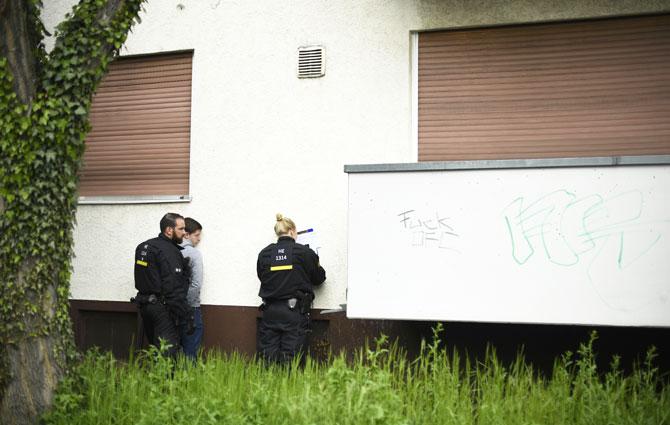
[270,265,293,271]
[136,260,148,267]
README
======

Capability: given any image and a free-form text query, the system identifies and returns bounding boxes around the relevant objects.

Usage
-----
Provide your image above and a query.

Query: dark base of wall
[70,300,670,374]
[69,300,428,360]
[429,321,670,375]
[200,304,430,360]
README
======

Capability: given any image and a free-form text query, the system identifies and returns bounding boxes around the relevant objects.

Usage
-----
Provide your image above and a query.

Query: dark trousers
[140,303,180,357]
[257,302,309,365]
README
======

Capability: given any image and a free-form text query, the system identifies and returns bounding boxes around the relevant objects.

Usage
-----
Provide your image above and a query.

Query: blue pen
[297,228,313,235]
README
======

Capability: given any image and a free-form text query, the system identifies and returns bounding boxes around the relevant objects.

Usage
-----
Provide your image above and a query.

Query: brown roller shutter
[418,15,670,161]
[79,51,193,196]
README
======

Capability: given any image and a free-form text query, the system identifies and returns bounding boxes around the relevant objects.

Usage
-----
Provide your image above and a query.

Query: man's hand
[186,308,196,335]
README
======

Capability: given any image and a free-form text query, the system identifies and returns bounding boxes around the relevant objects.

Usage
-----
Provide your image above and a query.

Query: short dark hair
[184,217,202,234]
[160,213,184,233]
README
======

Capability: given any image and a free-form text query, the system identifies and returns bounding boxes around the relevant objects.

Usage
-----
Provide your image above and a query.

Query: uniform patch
[270,244,293,272]
[136,260,148,267]
[270,265,293,271]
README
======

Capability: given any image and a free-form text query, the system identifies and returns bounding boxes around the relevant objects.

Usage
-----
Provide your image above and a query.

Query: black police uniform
[134,233,190,357]
[256,236,326,364]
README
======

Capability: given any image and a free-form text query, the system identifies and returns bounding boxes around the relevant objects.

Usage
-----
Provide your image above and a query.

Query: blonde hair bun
[274,213,296,237]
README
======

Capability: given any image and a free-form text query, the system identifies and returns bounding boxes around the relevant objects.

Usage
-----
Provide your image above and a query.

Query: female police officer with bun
[256,213,326,364]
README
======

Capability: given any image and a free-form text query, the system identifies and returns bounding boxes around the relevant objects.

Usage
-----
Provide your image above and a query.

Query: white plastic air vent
[297,46,325,78]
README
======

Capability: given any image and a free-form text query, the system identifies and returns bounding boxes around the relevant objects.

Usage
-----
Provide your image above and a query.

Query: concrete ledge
[344,155,670,173]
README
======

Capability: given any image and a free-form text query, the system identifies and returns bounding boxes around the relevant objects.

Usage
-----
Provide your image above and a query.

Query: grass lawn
[43,327,669,425]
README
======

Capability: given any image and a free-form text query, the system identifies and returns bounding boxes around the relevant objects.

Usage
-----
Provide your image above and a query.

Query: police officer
[256,213,326,364]
[133,213,191,357]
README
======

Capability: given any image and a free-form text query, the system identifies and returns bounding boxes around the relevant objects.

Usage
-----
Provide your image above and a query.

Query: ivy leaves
[0,0,145,380]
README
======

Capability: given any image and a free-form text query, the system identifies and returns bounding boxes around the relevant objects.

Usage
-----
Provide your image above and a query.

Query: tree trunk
[1,336,64,425]
[0,2,53,424]
[1,0,145,422]
[0,250,66,425]
[0,0,39,104]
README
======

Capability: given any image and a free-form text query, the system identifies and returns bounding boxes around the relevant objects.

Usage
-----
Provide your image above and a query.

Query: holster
[296,291,314,314]
[130,293,158,305]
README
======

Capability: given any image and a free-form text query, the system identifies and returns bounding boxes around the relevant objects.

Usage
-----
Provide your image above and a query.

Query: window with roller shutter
[417,15,670,161]
[79,51,193,199]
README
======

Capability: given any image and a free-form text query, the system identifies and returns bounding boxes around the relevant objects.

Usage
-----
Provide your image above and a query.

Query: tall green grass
[43,327,669,425]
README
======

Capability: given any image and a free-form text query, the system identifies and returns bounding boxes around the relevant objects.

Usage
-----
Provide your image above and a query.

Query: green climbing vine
[0,0,144,398]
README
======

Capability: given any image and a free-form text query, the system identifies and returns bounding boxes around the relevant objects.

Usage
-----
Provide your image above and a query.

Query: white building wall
[41,0,669,309]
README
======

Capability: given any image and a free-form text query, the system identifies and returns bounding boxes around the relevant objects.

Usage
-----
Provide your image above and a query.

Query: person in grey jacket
[179,217,204,359]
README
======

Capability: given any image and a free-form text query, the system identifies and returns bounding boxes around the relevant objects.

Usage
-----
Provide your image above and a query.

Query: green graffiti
[503,189,663,269]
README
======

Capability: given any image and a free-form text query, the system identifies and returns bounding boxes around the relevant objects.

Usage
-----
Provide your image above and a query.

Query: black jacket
[257,236,326,301]
[134,233,190,319]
